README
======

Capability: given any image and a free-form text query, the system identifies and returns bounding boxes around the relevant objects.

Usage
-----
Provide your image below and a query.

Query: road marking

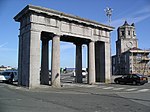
[138,89,149,92]
[125,88,138,91]
[97,86,107,88]
[0,98,22,101]
[113,88,125,90]
[103,87,114,89]
[87,85,97,88]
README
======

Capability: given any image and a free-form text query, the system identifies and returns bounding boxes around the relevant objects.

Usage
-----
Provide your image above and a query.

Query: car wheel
[132,81,137,85]
[140,83,144,85]
[115,80,119,84]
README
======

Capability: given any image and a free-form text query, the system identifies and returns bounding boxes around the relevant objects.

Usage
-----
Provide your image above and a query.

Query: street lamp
[104,7,113,25]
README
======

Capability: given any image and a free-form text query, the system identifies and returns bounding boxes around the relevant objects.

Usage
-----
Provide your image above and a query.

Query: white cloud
[111,19,124,28]
[135,5,150,15]
[0,42,17,52]
[0,48,17,52]
[0,42,8,48]
[110,5,150,29]
[133,14,150,23]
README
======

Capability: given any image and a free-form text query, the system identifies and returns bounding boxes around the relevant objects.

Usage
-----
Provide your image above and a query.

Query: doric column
[18,35,23,86]
[97,41,105,82]
[41,38,49,85]
[88,41,95,84]
[18,30,41,88]
[75,43,82,83]
[105,42,111,83]
[20,30,41,88]
[51,35,60,87]
[29,31,41,88]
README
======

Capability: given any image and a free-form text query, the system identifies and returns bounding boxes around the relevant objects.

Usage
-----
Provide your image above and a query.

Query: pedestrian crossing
[96,86,150,93]
[113,87,124,90]
[125,88,138,91]
[63,83,150,93]
[138,89,149,92]
[103,87,114,90]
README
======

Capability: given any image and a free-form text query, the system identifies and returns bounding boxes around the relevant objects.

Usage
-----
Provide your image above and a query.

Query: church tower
[116,21,138,56]
[112,21,150,75]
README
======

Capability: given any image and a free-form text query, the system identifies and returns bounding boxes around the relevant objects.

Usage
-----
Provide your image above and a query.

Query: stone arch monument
[14,5,114,88]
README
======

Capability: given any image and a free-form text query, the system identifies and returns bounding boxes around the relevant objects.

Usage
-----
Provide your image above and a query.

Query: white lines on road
[137,89,150,92]
[125,88,138,91]
[103,87,114,89]
[113,88,125,90]
[63,83,150,93]
[97,86,150,93]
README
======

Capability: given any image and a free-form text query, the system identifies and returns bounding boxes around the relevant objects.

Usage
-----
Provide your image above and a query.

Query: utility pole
[104,7,113,25]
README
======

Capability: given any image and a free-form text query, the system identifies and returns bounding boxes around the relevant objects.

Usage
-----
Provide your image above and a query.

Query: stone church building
[112,21,150,76]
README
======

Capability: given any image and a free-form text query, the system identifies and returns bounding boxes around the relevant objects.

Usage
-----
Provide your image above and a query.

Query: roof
[123,21,130,26]
[14,5,114,31]
[0,65,7,68]
[119,21,135,28]
[129,47,150,53]
[130,47,142,50]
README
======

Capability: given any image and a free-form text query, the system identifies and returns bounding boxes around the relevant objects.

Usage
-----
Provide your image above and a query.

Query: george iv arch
[14,5,114,88]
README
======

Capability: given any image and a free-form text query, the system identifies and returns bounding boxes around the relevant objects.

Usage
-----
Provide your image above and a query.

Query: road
[0,74,150,112]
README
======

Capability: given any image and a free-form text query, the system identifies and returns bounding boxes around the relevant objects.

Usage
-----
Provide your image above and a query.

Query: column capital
[53,34,61,37]
[41,37,50,42]
[89,40,95,43]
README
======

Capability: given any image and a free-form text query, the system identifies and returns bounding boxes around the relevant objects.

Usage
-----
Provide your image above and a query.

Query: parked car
[72,70,88,78]
[0,70,18,83]
[114,74,148,85]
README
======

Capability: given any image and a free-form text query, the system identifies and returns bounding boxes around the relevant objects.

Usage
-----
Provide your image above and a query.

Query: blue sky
[0,0,150,68]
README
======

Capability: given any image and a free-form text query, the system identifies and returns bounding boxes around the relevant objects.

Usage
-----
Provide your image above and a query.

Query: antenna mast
[104,7,113,25]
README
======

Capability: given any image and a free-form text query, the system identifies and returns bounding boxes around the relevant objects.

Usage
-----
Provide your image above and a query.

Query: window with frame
[133,31,135,36]
[128,30,130,35]
[121,31,125,36]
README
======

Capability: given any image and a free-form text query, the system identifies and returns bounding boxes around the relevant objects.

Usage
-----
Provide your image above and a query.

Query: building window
[113,58,115,64]
[121,31,125,36]
[128,30,130,35]
[118,57,120,63]
[136,54,142,62]
[133,31,135,36]
[124,55,126,63]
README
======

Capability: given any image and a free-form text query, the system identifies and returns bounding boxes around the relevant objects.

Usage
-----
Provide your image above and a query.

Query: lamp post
[104,7,113,25]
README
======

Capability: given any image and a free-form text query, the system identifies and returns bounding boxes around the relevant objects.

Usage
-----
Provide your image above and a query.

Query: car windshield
[122,75,128,78]
[135,74,144,77]
[1,72,10,76]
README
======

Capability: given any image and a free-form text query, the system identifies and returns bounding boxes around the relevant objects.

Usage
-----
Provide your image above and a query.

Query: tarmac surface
[0,81,150,112]
[0,74,150,112]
